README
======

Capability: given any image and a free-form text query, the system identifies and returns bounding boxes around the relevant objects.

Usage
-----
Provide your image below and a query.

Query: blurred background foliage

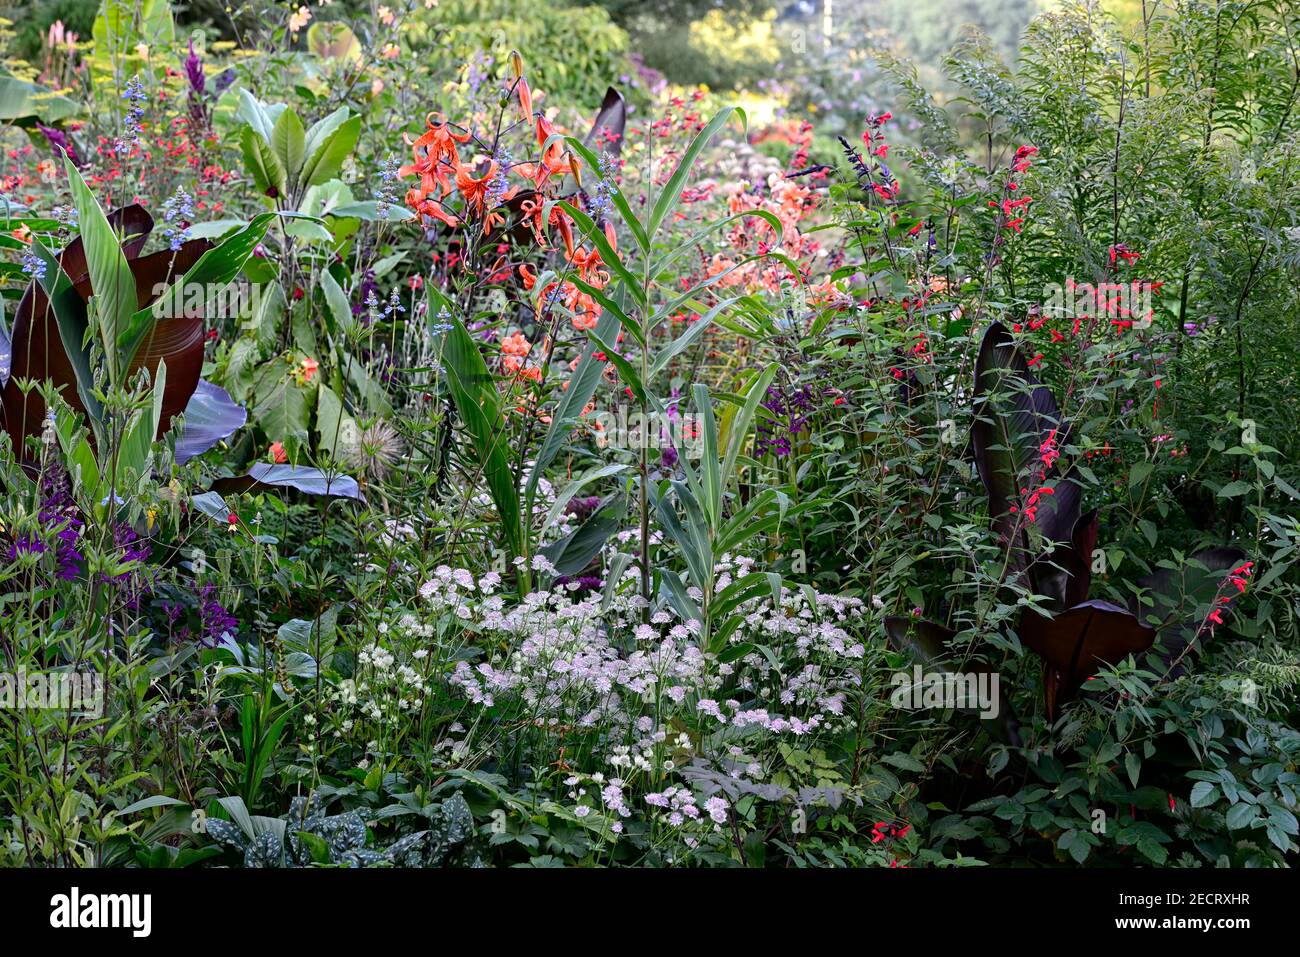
[0,1,1148,97]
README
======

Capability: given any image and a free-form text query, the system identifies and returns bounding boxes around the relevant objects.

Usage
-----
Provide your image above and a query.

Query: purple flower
[5,465,84,580]
[565,495,601,522]
[213,69,236,97]
[353,269,380,318]
[196,584,239,644]
[554,574,603,593]
[756,381,824,457]
[37,124,79,166]
[161,584,238,645]
[183,40,205,96]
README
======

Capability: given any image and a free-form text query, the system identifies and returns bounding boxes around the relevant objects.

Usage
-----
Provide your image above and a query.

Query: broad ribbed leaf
[972,321,1079,566]
[149,214,275,335]
[301,114,360,188]
[1,206,152,448]
[434,307,522,558]
[1019,599,1156,719]
[27,236,97,416]
[271,107,306,189]
[64,154,137,382]
[241,126,286,197]
[540,501,623,576]
[233,463,363,500]
[175,380,247,464]
[1026,508,1097,613]
[1128,547,1249,677]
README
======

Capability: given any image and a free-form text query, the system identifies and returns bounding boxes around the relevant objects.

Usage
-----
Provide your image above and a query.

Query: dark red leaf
[1020,599,1156,720]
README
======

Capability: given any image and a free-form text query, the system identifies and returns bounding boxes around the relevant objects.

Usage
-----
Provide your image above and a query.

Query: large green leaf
[271,108,307,190]
[241,126,287,197]
[434,306,522,559]
[252,360,312,455]
[540,502,624,576]
[63,155,137,384]
[0,73,78,124]
[119,214,274,370]
[301,114,361,188]
[236,88,277,144]
[316,383,358,458]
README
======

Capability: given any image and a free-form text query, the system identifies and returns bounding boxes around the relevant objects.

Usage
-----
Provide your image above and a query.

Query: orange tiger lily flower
[519,194,548,246]
[410,193,459,228]
[516,115,576,190]
[403,113,470,166]
[483,185,518,235]
[550,206,575,259]
[455,160,498,218]
[401,113,471,200]
[516,76,534,123]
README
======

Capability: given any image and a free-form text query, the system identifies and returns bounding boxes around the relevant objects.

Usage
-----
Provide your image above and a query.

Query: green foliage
[0,0,1297,874]
[433,0,630,108]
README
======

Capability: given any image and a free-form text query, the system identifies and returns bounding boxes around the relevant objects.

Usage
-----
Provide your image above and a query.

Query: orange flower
[518,194,548,246]
[516,75,534,124]
[410,196,459,228]
[402,113,470,174]
[455,160,498,218]
[501,332,531,357]
[503,355,542,382]
[269,441,288,464]
[516,115,576,190]
[295,356,319,384]
[551,205,576,259]
[401,113,472,217]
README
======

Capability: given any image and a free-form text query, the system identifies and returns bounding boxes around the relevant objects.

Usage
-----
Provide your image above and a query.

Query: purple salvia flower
[37,124,79,166]
[183,40,205,96]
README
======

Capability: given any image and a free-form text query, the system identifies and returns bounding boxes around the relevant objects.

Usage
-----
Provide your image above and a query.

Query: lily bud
[509,50,524,80]
[568,153,582,190]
